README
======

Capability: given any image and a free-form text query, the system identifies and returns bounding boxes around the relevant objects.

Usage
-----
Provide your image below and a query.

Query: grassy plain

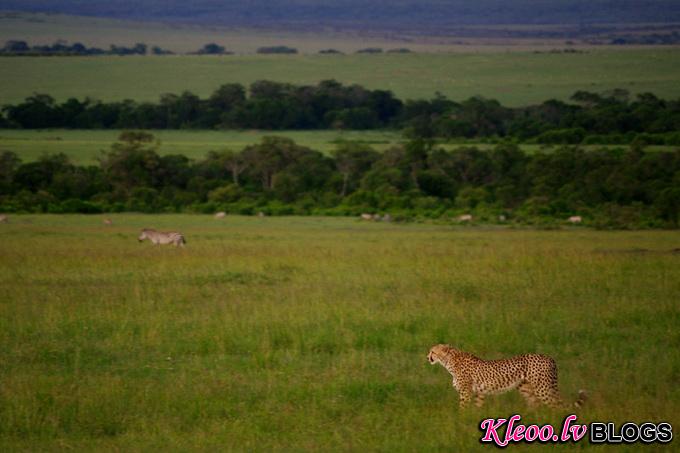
[0,129,403,164]
[0,12,637,55]
[0,12,510,54]
[2,129,667,165]
[2,49,680,106]
[0,215,678,450]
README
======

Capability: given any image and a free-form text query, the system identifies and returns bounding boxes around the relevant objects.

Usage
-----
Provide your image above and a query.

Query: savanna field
[0,215,678,450]
[2,50,680,106]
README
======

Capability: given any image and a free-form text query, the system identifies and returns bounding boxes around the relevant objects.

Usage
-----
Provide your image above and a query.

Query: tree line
[0,40,169,56]
[1,40,417,56]
[1,132,678,228]
[0,40,304,56]
[2,82,680,145]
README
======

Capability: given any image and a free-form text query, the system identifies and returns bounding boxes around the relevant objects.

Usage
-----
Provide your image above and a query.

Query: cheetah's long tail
[574,389,587,408]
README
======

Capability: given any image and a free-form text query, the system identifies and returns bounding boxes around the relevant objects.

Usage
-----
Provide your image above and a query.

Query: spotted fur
[427,344,586,409]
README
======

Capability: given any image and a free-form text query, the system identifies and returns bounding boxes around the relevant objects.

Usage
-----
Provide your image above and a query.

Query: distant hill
[2,0,680,33]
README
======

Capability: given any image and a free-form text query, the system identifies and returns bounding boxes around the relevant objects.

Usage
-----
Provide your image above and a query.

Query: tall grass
[0,215,678,450]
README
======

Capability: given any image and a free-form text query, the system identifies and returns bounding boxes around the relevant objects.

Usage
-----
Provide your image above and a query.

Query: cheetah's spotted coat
[427,344,586,409]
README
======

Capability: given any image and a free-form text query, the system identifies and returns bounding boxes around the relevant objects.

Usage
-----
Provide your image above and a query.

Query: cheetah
[427,344,587,409]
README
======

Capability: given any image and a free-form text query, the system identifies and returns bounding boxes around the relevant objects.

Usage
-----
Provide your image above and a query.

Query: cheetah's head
[427,344,449,365]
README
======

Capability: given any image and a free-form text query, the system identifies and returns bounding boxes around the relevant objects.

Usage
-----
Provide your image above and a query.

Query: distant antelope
[360,213,373,221]
[568,216,582,224]
[458,214,473,222]
[138,228,186,247]
[214,212,226,219]
[103,218,113,226]
[0,214,7,223]
[257,211,266,217]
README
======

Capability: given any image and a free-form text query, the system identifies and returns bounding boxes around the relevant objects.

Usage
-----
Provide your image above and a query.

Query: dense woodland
[1,132,678,227]
[2,81,680,146]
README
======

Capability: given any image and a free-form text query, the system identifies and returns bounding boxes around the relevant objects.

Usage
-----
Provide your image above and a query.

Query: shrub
[256,46,297,54]
[534,128,586,144]
[356,48,383,54]
[57,199,103,213]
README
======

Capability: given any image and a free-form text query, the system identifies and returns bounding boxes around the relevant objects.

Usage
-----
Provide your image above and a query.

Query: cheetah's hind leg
[518,382,539,407]
[474,393,486,408]
[535,386,564,409]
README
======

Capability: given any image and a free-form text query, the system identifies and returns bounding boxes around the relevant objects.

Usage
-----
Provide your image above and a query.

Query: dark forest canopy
[2,82,680,146]
[3,0,680,30]
[1,133,678,228]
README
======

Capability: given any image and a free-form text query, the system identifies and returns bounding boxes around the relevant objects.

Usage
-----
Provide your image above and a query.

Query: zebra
[138,228,186,247]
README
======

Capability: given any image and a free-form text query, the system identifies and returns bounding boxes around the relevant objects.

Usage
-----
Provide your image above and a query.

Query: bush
[590,203,645,229]
[263,201,295,216]
[583,134,629,145]
[631,133,666,147]
[256,46,297,54]
[208,184,243,203]
[534,128,586,144]
[664,132,680,146]
[55,199,103,213]
[357,48,383,54]
[126,187,160,212]
[194,43,233,55]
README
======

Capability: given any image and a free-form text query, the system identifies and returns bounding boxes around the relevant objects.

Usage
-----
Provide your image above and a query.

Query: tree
[2,40,29,52]
[0,151,21,194]
[13,153,73,193]
[196,43,229,55]
[654,187,680,225]
[151,46,173,55]
[219,150,247,186]
[250,81,293,100]
[209,84,246,111]
[242,137,295,190]
[368,89,402,124]
[3,94,60,128]
[331,142,380,196]
[570,91,604,108]
[256,46,297,54]
[99,131,162,193]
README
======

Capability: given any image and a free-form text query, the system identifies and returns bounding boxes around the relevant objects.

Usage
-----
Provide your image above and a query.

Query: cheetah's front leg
[457,380,473,408]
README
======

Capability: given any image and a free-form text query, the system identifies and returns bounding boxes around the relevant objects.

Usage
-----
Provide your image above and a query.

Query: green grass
[0,129,405,163]
[2,49,680,106]
[2,129,672,165]
[0,215,678,450]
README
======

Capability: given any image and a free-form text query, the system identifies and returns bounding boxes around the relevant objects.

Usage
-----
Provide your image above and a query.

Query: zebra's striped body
[138,228,186,247]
